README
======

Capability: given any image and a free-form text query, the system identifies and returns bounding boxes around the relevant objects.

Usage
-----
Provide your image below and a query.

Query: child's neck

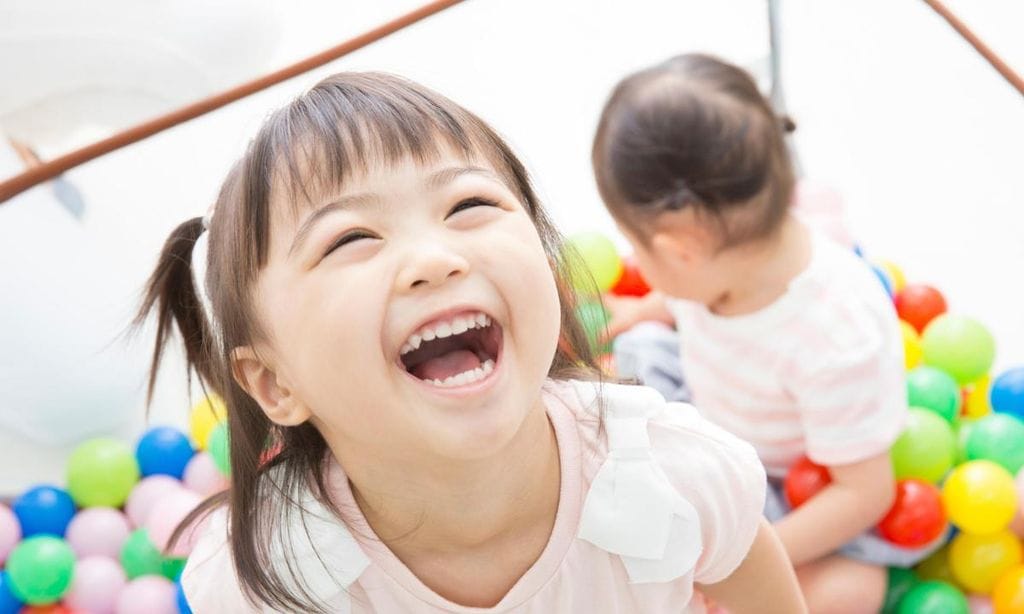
[707,215,812,317]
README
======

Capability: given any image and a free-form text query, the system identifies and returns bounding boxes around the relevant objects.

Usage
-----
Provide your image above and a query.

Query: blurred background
[1,0,1021,494]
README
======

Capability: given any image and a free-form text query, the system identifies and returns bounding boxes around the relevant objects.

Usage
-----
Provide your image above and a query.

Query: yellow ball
[943,460,1018,535]
[915,544,961,588]
[190,394,228,450]
[994,565,1024,613]
[880,260,907,293]
[966,373,994,419]
[901,320,923,370]
[950,530,1023,594]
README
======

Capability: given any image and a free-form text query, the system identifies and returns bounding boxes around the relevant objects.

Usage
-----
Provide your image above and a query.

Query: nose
[395,240,470,292]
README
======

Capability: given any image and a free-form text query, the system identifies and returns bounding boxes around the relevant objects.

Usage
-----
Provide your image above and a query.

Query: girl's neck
[708,215,812,317]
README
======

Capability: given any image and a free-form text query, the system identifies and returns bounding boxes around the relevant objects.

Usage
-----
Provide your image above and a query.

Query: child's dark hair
[592,53,796,249]
[136,72,601,613]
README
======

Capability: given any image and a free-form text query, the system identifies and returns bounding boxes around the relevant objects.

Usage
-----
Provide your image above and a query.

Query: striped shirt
[668,231,907,477]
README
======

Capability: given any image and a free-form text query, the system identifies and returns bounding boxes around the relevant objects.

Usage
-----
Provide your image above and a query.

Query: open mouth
[399,311,502,388]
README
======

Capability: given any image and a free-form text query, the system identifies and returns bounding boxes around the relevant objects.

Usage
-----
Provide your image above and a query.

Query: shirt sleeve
[788,299,907,467]
[181,508,257,613]
[649,404,768,585]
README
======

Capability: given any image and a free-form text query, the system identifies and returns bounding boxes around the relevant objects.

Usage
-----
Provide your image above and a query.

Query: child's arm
[772,451,896,566]
[601,291,675,339]
[699,518,808,613]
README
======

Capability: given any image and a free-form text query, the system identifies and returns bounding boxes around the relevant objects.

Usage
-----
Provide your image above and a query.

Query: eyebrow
[288,166,504,257]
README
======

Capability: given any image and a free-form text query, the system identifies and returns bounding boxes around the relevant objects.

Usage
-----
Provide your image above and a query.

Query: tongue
[412,349,482,381]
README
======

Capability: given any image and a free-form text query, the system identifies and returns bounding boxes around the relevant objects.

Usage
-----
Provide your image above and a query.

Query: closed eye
[446,196,500,218]
[324,230,376,257]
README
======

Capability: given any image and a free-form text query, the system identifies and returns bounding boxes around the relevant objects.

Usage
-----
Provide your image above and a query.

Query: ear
[649,210,716,264]
[231,346,311,427]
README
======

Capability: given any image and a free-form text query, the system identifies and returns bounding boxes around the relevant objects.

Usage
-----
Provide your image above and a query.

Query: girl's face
[237,151,562,462]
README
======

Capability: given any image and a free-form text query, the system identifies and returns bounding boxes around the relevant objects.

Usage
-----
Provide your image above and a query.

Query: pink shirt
[668,230,907,478]
[182,381,766,613]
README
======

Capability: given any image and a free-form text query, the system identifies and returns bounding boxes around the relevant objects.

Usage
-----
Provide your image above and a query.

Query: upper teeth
[401,312,492,355]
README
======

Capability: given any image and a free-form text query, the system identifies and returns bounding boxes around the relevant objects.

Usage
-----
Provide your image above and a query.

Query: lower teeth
[430,359,495,388]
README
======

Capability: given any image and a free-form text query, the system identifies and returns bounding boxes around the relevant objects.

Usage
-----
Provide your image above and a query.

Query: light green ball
[564,232,623,295]
[120,528,163,579]
[208,422,231,476]
[921,314,995,385]
[66,438,140,507]
[575,301,612,355]
[892,408,956,483]
[907,366,962,423]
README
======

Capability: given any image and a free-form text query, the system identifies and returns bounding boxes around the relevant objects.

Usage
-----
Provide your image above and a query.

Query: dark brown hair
[137,72,600,613]
[592,53,796,249]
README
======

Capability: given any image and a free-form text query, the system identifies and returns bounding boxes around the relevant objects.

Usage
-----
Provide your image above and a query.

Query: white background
[1,0,1021,492]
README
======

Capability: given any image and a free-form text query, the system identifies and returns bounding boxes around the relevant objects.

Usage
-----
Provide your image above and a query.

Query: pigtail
[134,216,217,403]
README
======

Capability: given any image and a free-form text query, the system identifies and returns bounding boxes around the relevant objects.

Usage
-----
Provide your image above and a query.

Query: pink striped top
[668,231,907,477]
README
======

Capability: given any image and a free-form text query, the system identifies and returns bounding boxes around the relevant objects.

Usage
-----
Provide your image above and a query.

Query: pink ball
[183,452,229,496]
[66,507,131,559]
[125,475,182,527]
[144,488,203,557]
[115,576,177,614]
[65,556,127,614]
[967,594,993,614]
[0,503,20,564]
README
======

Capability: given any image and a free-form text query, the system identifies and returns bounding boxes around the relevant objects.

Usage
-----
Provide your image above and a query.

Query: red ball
[610,257,651,297]
[895,285,947,333]
[878,479,946,547]
[20,606,82,614]
[784,456,832,508]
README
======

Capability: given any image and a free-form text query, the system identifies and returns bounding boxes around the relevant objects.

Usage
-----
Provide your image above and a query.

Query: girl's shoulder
[547,379,767,586]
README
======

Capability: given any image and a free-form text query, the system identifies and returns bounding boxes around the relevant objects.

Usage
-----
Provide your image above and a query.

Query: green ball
[6,536,75,605]
[882,567,919,614]
[965,413,1024,474]
[67,438,140,507]
[897,581,967,614]
[955,419,977,465]
[907,366,962,423]
[892,408,956,483]
[564,232,623,295]
[120,528,163,579]
[162,556,187,581]
[208,422,231,476]
[575,301,612,355]
[921,315,995,385]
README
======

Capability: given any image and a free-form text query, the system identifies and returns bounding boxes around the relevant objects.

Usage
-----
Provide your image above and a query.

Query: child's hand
[600,292,675,343]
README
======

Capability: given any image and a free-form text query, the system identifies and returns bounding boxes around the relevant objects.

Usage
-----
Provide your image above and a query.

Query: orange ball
[994,565,1024,613]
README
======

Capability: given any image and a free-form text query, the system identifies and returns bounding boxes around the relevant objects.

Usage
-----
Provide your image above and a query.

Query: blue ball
[12,484,76,537]
[176,577,193,614]
[0,572,22,614]
[136,426,196,479]
[992,367,1024,421]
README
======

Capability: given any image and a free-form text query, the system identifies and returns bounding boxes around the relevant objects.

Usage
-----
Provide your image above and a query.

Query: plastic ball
[942,460,1017,536]
[896,285,948,333]
[175,578,192,614]
[880,261,907,294]
[878,479,946,547]
[12,486,76,538]
[950,530,1023,594]
[189,395,227,451]
[784,456,831,508]
[902,321,923,370]
[115,576,177,614]
[907,366,962,423]
[610,256,650,297]
[965,414,1024,475]
[967,594,994,614]
[992,368,1024,422]
[136,427,195,480]
[967,374,994,419]
[917,544,961,587]
[0,572,23,614]
[66,439,140,508]
[63,556,126,614]
[120,529,163,580]
[956,419,978,465]
[922,315,996,385]
[207,423,231,477]
[0,505,21,565]
[883,566,919,614]
[564,232,623,295]
[872,264,894,297]
[124,476,183,528]
[575,301,612,355]
[65,507,130,560]
[6,536,75,605]
[993,565,1024,614]
[144,489,202,557]
[897,580,968,614]
[182,452,230,496]
[892,408,956,483]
